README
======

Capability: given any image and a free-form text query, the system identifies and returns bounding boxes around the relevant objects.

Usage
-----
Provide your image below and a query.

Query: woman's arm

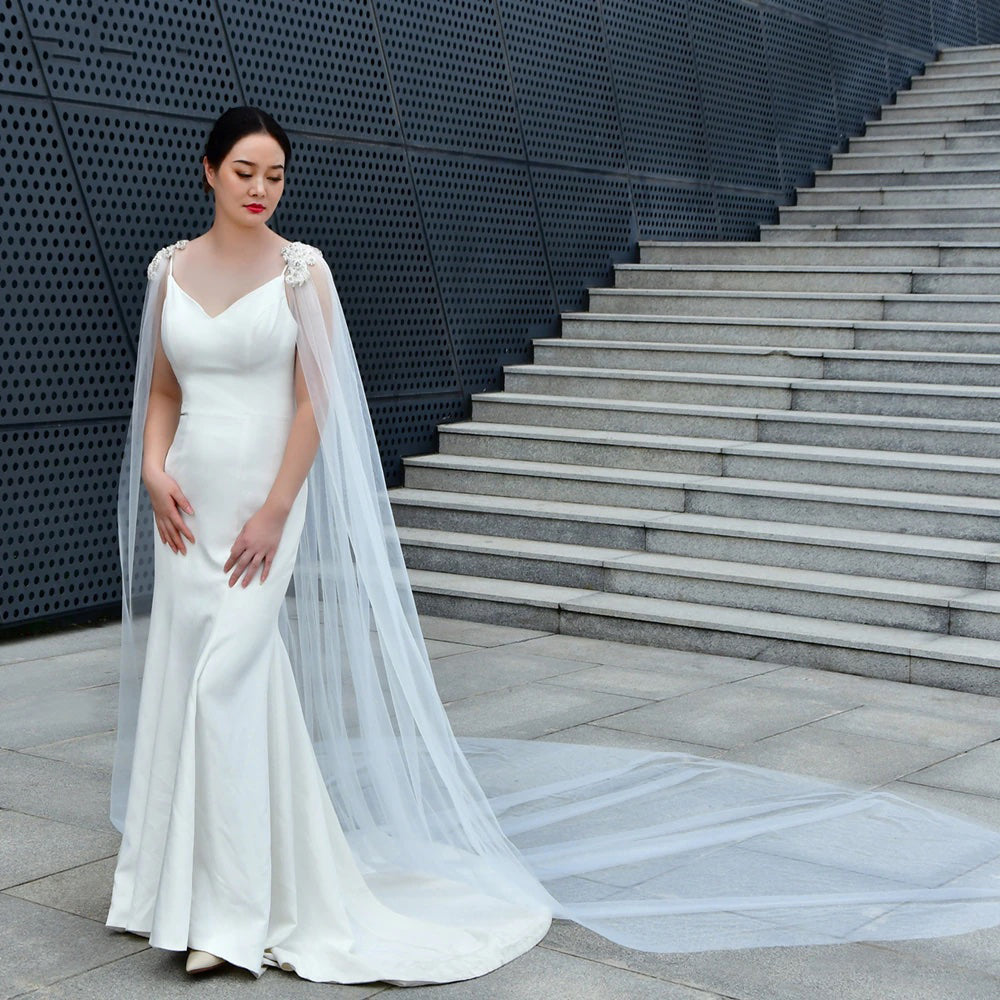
[143,338,196,554]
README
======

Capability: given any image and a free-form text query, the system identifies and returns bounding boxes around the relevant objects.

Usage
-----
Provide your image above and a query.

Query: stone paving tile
[0,623,120,667]
[423,638,480,660]
[443,684,651,740]
[903,741,1000,798]
[5,855,118,923]
[811,702,1000,752]
[540,723,724,757]
[0,810,118,891]
[22,945,387,999]
[511,632,779,679]
[0,684,118,751]
[0,749,111,833]
[541,920,1000,1000]
[0,893,147,1000]
[596,683,847,749]
[0,646,119,705]
[404,943,722,999]
[20,730,117,774]
[417,615,550,648]
[718,724,953,787]
[743,664,1000,719]
[431,646,592,703]
[881,780,1000,827]
[538,662,734,700]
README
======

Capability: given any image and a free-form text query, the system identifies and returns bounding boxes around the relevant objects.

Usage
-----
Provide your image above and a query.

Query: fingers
[226,542,273,587]
[173,488,194,517]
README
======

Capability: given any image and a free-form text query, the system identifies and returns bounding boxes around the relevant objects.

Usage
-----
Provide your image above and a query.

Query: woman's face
[204,132,286,228]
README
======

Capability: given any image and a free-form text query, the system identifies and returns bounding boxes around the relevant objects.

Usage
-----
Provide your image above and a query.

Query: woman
[107,106,1000,984]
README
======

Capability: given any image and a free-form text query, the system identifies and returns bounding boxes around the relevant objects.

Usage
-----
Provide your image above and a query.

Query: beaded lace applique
[146,239,189,279]
[280,242,323,287]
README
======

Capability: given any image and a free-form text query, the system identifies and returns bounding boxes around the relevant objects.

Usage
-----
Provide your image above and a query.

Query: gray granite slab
[5,855,119,922]
[417,614,551,647]
[0,623,121,667]
[443,683,651,740]
[595,683,845,749]
[431,646,590,703]
[0,646,119,704]
[23,942,387,998]
[539,662,733,700]
[882,780,1000,828]
[812,703,1000,751]
[404,941,722,999]
[21,730,117,774]
[0,750,112,832]
[0,684,118,751]
[511,632,779,679]
[720,723,950,786]
[0,810,118,891]
[423,638,480,659]
[0,893,146,1000]
[904,740,1000,798]
[541,920,1000,1000]
[539,724,724,757]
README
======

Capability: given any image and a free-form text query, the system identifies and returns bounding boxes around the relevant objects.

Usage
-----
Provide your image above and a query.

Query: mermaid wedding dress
[107,238,1000,985]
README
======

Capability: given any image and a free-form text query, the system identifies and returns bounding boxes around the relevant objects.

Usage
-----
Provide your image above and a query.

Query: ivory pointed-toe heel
[186,949,226,974]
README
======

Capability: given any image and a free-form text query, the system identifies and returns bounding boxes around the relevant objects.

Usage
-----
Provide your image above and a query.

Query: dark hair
[200,106,292,196]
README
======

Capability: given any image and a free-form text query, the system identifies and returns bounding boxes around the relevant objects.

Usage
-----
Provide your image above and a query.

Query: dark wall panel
[3,0,997,628]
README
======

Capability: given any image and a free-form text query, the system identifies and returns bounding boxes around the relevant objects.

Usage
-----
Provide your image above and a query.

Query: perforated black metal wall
[3,0,997,629]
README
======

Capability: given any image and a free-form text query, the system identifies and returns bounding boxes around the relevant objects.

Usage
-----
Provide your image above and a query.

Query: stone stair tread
[561,590,1000,665]
[636,239,1000,250]
[445,419,1000,473]
[476,391,1000,434]
[562,312,1000,334]
[407,568,594,608]
[589,287,1000,303]
[508,364,1000,398]
[406,570,1000,666]
[538,338,1000,365]
[393,468,1000,515]
[394,501,999,559]
[398,525,989,606]
[617,262,1000,273]
[796,184,1000,195]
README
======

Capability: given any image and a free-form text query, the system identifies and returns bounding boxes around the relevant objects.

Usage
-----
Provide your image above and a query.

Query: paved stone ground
[4,615,1000,999]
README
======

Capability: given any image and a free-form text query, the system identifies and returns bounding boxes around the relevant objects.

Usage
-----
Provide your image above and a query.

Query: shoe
[186,949,226,974]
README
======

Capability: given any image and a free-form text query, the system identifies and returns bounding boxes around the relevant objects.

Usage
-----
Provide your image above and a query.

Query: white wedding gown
[108,239,1000,983]
[104,252,550,983]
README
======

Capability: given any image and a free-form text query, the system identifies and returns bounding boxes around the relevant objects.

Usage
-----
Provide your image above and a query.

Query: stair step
[796,185,1000,209]
[471,391,1000,458]
[763,223,1000,243]
[437,420,1000,499]
[587,287,1000,323]
[614,261,1000,294]
[862,115,1000,137]
[894,87,1000,106]
[396,505,999,587]
[399,526,1000,638]
[561,313,1000,353]
[815,166,1000,188]
[847,130,1000,153]
[405,568,1000,694]
[533,338,1000,384]
[636,240,1000,267]
[394,471,1000,543]
[504,363,1000,420]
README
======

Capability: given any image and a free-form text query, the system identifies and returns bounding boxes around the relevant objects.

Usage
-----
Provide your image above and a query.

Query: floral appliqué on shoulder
[281,242,323,287]
[147,239,188,279]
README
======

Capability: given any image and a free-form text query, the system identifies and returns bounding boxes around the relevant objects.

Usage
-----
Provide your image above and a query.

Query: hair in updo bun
[200,106,292,196]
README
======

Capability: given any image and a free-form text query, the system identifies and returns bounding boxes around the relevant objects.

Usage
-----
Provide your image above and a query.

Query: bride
[106,105,1000,984]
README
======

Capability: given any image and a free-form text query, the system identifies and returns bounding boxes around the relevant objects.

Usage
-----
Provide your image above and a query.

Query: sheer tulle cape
[113,239,1000,957]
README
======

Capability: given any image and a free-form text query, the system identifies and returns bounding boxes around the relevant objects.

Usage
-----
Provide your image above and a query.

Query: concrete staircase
[391,44,1000,696]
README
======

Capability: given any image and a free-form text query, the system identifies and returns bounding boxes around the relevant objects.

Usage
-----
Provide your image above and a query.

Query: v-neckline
[168,271,286,321]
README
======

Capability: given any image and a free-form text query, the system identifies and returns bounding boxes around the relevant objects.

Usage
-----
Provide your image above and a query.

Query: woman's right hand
[144,467,195,554]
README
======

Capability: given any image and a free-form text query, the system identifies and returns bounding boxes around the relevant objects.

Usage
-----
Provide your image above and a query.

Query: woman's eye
[268,177,282,183]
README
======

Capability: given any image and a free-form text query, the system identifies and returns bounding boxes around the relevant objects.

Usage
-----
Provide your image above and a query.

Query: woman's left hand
[225,503,288,587]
